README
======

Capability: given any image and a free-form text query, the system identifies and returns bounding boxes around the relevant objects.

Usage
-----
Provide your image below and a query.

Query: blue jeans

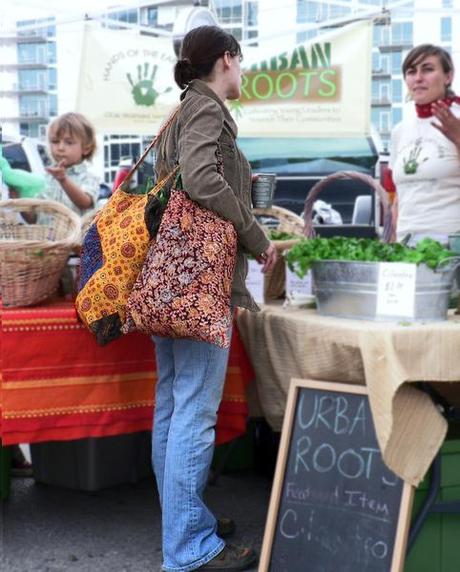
[152,335,231,572]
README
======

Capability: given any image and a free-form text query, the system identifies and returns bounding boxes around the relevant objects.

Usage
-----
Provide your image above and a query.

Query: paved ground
[2,469,272,572]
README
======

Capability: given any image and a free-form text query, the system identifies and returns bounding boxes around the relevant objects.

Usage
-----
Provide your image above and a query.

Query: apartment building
[0,17,57,140]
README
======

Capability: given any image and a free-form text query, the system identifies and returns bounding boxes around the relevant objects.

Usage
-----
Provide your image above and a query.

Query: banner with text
[234,20,372,137]
[76,24,180,134]
[76,20,372,136]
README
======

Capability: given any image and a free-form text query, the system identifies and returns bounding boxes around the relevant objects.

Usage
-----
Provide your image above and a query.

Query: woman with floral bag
[149,26,277,572]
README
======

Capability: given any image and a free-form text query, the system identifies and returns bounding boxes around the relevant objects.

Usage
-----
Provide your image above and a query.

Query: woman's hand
[431,101,460,150]
[256,242,277,273]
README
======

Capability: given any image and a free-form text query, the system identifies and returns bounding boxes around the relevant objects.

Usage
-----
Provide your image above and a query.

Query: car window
[37,144,52,167]
[3,144,30,172]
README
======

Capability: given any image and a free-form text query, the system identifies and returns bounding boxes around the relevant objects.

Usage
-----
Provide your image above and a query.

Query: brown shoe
[197,544,257,571]
[216,518,236,539]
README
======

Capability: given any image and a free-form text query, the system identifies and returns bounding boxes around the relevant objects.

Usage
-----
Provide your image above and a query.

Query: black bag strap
[147,165,180,196]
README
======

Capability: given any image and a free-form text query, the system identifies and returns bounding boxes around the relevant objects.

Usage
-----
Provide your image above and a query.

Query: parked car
[2,136,51,175]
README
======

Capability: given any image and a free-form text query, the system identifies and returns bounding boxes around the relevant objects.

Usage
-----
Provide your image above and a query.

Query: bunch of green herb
[285,237,455,278]
[268,230,299,241]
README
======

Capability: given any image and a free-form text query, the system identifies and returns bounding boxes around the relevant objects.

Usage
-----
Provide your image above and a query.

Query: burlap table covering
[237,303,460,485]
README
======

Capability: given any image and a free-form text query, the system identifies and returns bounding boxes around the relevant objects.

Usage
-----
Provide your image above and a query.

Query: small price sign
[246,259,265,304]
[286,265,313,297]
[376,262,416,318]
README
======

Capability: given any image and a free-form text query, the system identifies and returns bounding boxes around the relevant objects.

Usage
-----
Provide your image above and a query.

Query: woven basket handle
[303,170,394,243]
[121,106,180,189]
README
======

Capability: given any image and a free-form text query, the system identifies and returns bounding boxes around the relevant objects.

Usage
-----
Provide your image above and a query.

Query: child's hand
[46,160,67,183]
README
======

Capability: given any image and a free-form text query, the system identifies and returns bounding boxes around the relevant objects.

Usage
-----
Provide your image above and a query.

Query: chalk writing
[267,387,406,572]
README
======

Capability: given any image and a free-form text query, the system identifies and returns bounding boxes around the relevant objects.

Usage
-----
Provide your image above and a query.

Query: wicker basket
[303,170,394,241]
[0,199,81,307]
[254,205,304,300]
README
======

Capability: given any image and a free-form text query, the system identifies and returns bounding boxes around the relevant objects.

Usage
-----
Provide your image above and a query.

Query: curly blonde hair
[47,112,97,160]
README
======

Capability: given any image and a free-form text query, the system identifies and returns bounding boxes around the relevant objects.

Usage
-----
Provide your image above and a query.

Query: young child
[41,112,100,215]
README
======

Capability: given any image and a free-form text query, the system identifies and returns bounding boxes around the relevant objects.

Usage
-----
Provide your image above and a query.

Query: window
[47,43,56,64]
[380,112,391,134]
[392,52,402,75]
[392,22,413,45]
[109,9,138,24]
[372,80,391,102]
[17,18,55,38]
[48,68,57,90]
[371,108,380,128]
[131,143,141,159]
[111,144,120,164]
[380,83,390,102]
[18,69,47,90]
[372,82,380,102]
[441,17,452,42]
[373,25,390,48]
[297,29,318,45]
[20,122,45,138]
[244,29,258,43]
[392,108,402,125]
[214,0,243,24]
[442,0,453,8]
[329,4,350,19]
[372,52,380,72]
[392,79,402,103]
[227,27,242,41]
[49,94,57,116]
[146,7,158,27]
[372,53,390,74]
[381,54,390,74]
[19,94,48,117]
[18,43,47,65]
[105,140,142,169]
[305,1,323,22]
[246,1,258,27]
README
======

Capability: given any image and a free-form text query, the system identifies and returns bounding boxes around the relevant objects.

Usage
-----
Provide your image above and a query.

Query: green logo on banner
[127,63,172,107]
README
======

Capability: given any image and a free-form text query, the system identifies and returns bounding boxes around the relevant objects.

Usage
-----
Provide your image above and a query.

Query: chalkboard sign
[259,379,414,572]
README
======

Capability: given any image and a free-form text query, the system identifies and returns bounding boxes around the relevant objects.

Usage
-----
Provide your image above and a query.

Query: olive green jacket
[157,79,270,311]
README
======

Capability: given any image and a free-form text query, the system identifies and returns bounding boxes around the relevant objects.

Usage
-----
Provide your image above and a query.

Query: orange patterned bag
[122,181,237,348]
[75,111,179,345]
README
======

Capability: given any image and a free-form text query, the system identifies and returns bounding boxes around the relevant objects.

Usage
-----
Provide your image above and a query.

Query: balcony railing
[0,61,49,70]
[371,97,392,106]
[379,41,413,53]
[372,68,392,78]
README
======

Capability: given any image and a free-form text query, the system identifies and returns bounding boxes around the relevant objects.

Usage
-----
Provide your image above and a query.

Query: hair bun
[174,58,196,89]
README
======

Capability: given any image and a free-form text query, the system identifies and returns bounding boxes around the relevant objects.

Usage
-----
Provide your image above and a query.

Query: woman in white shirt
[390,44,460,245]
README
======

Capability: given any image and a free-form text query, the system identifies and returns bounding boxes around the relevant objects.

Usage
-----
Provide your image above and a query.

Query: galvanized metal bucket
[312,258,460,322]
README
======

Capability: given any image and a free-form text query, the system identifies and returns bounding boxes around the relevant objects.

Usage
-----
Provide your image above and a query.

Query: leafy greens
[285,237,456,278]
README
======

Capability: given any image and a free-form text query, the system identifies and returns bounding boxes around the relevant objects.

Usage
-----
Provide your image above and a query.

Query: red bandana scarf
[415,95,460,118]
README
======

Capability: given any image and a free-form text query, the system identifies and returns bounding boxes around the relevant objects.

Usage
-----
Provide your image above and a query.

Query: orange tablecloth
[0,300,253,446]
